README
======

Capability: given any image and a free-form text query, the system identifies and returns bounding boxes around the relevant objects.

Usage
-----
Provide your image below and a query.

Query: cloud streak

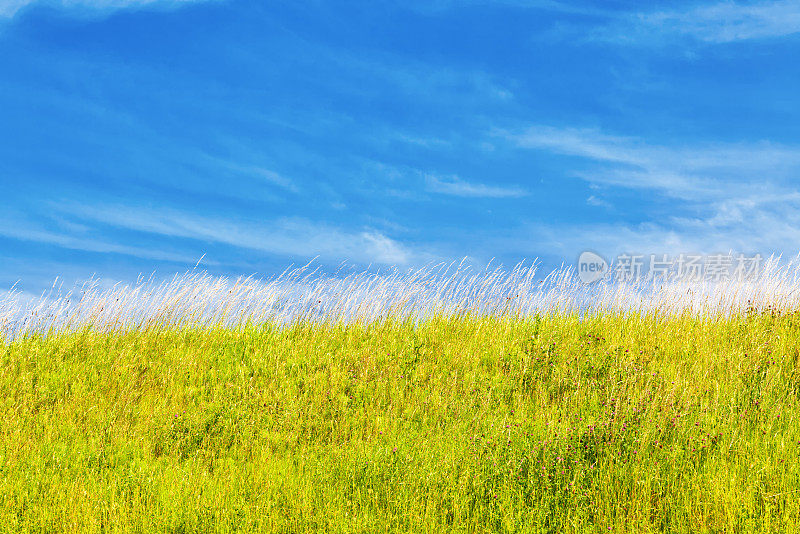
[426,174,527,198]
[55,204,416,266]
[505,124,800,200]
[503,123,800,258]
[595,1,800,44]
[0,218,205,264]
[404,0,605,16]
[0,0,215,19]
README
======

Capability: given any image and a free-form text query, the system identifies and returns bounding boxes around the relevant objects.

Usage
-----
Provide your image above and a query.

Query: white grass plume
[3,255,800,339]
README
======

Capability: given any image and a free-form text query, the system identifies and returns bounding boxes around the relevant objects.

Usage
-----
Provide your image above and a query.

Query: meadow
[1,261,800,532]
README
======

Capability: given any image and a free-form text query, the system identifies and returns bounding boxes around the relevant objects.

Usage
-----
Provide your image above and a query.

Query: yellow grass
[1,262,800,532]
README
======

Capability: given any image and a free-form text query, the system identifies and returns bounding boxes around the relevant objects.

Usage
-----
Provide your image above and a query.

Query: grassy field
[2,309,799,532]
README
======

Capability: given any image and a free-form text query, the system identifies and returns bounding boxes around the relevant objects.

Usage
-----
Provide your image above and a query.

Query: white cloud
[54,204,416,265]
[524,201,800,261]
[200,154,298,193]
[597,1,800,44]
[654,0,800,43]
[426,174,527,198]
[404,0,800,45]
[586,195,611,209]
[503,123,800,258]
[0,219,206,264]
[505,124,800,200]
[0,1,31,17]
[0,0,214,19]
[404,0,604,17]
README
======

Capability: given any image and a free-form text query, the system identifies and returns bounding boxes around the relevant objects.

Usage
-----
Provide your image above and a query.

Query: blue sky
[2,0,800,292]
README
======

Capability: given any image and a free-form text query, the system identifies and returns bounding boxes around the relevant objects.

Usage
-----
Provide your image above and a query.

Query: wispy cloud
[502,123,800,258]
[596,1,800,44]
[426,174,527,198]
[404,0,606,17]
[200,154,298,193]
[504,124,800,200]
[525,200,800,260]
[487,189,800,264]
[586,195,611,209]
[410,0,800,45]
[0,0,216,19]
[55,204,417,265]
[0,217,205,264]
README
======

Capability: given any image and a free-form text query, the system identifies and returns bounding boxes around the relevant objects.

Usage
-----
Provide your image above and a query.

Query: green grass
[1,311,800,532]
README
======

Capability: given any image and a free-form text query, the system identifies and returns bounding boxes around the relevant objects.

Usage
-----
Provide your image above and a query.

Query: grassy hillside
[1,311,799,532]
